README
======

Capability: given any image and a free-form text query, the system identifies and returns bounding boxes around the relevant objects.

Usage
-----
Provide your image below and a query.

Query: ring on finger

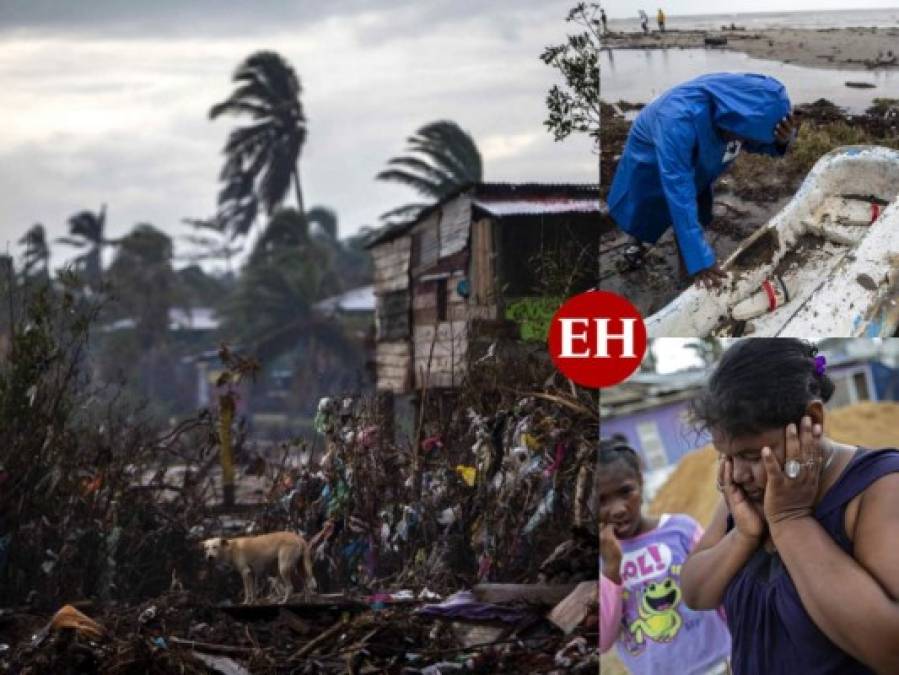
[785,459,819,479]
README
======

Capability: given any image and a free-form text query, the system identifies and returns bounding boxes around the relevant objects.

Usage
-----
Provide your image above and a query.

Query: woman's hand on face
[719,455,766,541]
[600,523,623,584]
[762,416,824,528]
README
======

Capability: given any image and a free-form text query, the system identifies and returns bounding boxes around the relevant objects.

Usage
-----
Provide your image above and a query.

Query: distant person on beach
[600,8,608,34]
[657,8,666,32]
[599,437,732,675]
[607,72,801,288]
[681,338,899,674]
[639,10,649,34]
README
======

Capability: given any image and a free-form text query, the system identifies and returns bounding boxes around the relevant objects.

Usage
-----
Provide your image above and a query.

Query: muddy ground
[599,97,899,316]
[602,27,899,71]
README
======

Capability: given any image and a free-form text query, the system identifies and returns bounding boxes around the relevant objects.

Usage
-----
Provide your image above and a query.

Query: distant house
[600,370,710,471]
[99,306,220,333]
[366,182,600,398]
[183,285,377,438]
[313,285,375,318]
[602,355,897,471]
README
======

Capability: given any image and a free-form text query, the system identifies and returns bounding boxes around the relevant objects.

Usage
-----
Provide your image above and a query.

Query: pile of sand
[649,401,899,526]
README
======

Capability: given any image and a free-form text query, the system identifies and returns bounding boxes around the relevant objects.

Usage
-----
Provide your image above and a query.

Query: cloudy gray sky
[0,1,596,271]
[602,1,898,18]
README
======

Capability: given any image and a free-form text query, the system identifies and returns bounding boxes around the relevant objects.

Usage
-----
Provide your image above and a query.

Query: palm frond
[384,156,456,191]
[55,236,89,248]
[378,202,429,222]
[375,168,446,198]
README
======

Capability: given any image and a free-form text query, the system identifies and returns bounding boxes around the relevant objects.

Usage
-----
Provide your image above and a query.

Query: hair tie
[814,355,827,376]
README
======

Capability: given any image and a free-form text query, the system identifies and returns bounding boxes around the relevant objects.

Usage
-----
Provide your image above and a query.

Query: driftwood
[471,583,578,606]
[289,615,350,660]
[548,581,598,634]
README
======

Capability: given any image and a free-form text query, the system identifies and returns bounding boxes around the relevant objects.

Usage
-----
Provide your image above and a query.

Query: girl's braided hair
[599,434,643,479]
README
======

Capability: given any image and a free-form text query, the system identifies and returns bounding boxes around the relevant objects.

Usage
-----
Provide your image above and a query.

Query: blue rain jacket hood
[608,73,791,275]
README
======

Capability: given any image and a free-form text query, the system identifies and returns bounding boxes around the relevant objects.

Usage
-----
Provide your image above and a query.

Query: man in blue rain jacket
[608,73,801,288]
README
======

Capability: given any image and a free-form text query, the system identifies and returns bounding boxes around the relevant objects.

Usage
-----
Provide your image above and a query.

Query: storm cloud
[0,1,595,270]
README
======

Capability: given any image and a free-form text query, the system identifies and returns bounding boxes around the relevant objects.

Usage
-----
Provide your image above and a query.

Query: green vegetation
[542,3,600,143]
[728,119,899,202]
[507,296,564,342]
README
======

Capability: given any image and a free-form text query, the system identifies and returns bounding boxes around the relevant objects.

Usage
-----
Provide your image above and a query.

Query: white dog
[201,532,317,604]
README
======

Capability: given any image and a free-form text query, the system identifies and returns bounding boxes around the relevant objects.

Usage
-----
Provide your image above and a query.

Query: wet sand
[602,27,899,70]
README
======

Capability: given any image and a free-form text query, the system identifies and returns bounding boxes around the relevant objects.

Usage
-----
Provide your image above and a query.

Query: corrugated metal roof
[473,196,600,217]
[366,182,600,249]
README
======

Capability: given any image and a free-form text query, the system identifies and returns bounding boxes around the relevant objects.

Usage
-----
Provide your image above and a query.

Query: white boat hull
[646,145,899,337]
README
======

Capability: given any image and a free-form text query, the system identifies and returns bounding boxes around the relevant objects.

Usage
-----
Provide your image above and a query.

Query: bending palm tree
[210,51,307,239]
[376,120,483,223]
[56,205,109,289]
[306,206,338,240]
[18,224,50,279]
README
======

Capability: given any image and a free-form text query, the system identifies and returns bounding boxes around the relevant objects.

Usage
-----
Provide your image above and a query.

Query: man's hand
[693,263,727,289]
[774,112,802,146]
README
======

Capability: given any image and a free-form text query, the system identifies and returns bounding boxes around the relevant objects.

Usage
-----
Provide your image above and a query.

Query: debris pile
[1,290,598,673]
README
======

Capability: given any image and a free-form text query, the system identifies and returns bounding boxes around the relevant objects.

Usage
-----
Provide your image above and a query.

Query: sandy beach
[602,27,899,70]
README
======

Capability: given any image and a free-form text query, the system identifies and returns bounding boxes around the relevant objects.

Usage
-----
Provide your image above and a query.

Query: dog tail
[300,539,317,592]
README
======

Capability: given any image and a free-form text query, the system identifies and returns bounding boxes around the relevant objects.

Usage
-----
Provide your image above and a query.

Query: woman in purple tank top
[681,338,899,675]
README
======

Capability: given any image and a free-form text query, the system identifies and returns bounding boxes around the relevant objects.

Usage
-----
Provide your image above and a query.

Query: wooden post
[219,390,236,506]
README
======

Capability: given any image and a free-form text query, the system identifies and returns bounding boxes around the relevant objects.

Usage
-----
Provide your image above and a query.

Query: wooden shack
[367,183,599,398]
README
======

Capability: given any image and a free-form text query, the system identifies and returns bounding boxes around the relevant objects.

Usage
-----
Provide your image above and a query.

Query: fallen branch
[168,637,256,656]
[289,615,350,661]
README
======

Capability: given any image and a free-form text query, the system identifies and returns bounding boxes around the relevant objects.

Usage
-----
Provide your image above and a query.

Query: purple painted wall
[602,362,886,468]
[601,398,709,468]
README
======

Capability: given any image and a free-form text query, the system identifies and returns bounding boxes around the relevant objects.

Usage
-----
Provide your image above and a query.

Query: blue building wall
[871,362,899,400]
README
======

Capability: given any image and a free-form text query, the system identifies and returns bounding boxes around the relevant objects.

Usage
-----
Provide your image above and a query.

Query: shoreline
[601,27,899,71]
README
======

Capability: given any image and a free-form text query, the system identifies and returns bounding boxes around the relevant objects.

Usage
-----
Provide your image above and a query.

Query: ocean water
[600,8,899,112]
[605,7,899,32]
[601,48,899,112]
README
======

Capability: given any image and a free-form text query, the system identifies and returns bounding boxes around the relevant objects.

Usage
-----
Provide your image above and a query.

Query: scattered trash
[139,605,158,624]
[418,587,442,601]
[554,635,591,668]
[1,335,597,673]
[48,604,107,641]
[192,652,253,675]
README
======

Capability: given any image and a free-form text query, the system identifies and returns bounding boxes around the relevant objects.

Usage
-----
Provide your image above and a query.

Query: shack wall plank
[372,236,411,293]
[470,217,496,312]
[440,195,471,258]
